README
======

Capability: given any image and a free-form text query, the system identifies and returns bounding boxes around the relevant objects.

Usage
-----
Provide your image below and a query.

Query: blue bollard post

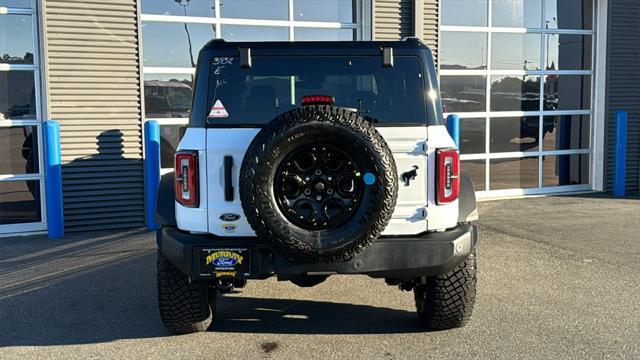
[558,115,571,185]
[446,114,460,149]
[613,111,627,197]
[144,120,161,230]
[43,121,64,238]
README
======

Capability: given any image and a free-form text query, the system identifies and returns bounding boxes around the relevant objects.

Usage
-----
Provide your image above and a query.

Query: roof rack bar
[239,47,252,68]
[382,47,394,67]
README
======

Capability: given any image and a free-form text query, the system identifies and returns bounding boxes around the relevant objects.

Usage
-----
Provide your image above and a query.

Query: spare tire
[240,106,398,263]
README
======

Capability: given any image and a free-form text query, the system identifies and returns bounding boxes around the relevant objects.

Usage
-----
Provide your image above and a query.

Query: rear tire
[157,250,214,334]
[414,250,477,330]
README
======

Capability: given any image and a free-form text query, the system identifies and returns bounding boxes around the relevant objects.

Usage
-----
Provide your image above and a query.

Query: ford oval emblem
[212,257,238,267]
[219,213,241,221]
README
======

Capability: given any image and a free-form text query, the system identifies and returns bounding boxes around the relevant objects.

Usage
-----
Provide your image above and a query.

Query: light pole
[175,0,196,71]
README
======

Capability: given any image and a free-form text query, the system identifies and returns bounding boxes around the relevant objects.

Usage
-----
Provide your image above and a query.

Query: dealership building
[0,0,638,235]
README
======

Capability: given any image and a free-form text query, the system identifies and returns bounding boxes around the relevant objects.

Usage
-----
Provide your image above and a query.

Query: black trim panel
[158,223,477,280]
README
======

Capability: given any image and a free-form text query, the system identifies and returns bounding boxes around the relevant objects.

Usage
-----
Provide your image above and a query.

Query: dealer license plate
[199,248,251,277]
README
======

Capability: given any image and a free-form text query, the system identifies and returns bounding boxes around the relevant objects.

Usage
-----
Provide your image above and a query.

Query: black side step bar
[224,156,234,201]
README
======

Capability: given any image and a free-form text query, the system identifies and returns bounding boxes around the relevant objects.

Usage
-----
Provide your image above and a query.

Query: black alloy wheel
[275,143,363,229]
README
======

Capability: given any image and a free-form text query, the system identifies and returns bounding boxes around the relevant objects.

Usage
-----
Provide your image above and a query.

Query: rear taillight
[436,148,459,204]
[301,95,335,106]
[175,151,199,207]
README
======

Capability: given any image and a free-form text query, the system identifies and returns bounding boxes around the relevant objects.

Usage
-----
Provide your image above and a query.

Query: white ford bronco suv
[154,38,479,334]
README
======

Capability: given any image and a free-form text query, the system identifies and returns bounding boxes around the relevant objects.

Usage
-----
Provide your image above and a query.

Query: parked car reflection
[144,80,193,118]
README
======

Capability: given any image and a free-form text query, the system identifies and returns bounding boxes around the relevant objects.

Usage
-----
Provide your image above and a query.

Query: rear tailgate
[205,125,431,237]
[376,126,429,235]
[206,128,259,237]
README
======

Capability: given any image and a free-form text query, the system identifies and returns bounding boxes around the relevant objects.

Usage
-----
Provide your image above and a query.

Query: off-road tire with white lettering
[157,250,214,333]
[240,106,398,263]
[414,250,477,330]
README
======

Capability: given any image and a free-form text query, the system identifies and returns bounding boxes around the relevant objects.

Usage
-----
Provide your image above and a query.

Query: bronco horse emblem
[400,165,419,186]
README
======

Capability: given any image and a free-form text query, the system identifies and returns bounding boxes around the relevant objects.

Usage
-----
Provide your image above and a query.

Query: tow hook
[215,278,234,293]
[398,281,413,291]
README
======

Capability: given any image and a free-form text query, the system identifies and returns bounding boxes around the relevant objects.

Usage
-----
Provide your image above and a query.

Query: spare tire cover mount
[240,106,398,263]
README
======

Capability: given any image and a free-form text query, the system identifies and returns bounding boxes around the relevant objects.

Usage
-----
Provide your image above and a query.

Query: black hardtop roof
[189,37,443,128]
[199,37,433,56]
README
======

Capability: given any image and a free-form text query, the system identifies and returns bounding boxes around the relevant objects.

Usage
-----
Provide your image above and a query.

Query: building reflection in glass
[0,72,36,120]
[144,78,194,119]
[0,180,41,225]
[542,154,589,186]
[490,75,540,112]
[544,0,593,30]
[441,32,487,70]
[490,157,539,190]
[461,160,485,191]
[459,118,485,155]
[0,14,34,64]
[544,75,591,111]
[440,76,486,113]
[0,126,38,175]
[490,117,539,153]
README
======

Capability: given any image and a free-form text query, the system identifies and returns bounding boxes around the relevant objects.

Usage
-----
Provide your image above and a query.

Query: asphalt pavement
[0,194,638,359]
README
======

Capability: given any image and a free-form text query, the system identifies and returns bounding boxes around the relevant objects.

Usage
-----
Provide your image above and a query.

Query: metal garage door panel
[605,0,640,194]
[373,0,414,40]
[44,0,144,232]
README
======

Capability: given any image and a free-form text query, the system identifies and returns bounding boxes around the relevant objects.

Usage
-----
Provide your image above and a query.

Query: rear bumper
[158,223,478,280]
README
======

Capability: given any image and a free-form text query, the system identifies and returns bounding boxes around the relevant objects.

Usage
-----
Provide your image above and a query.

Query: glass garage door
[0,0,45,234]
[439,0,594,198]
[139,0,363,172]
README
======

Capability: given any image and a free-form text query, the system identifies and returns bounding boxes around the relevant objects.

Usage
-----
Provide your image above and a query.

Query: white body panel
[426,125,459,231]
[175,128,208,232]
[205,128,260,237]
[376,127,429,235]
[175,124,460,235]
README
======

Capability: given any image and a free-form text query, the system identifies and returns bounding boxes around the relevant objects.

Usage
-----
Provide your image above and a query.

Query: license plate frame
[198,248,251,278]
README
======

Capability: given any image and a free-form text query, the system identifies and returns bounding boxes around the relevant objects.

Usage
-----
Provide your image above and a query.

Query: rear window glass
[206,56,427,126]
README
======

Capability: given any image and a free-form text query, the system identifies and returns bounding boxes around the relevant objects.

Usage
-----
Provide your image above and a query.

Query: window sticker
[208,99,229,118]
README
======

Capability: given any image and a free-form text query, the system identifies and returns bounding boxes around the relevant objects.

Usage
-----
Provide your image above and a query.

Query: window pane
[542,154,588,186]
[491,33,541,70]
[0,126,38,175]
[462,160,486,191]
[546,34,592,70]
[142,22,215,68]
[141,0,215,17]
[442,0,487,27]
[160,125,185,169]
[221,25,289,42]
[0,71,36,120]
[441,32,487,70]
[544,0,593,30]
[490,157,538,189]
[490,117,539,152]
[294,28,355,41]
[492,0,542,28]
[144,74,194,119]
[0,0,31,8]
[440,76,486,113]
[490,75,541,112]
[0,180,41,225]
[544,75,590,111]
[220,0,288,20]
[0,14,34,64]
[542,115,589,151]
[460,118,485,154]
[207,56,427,125]
[294,0,356,23]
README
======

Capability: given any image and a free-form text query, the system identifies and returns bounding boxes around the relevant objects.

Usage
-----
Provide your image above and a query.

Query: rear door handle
[224,156,234,201]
